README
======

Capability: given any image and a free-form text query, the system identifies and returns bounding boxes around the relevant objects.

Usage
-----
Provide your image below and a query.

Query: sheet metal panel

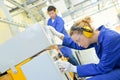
[21,51,67,80]
[0,23,53,73]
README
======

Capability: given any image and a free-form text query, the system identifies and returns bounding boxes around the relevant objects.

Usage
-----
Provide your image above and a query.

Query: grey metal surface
[0,23,52,73]
[21,51,66,80]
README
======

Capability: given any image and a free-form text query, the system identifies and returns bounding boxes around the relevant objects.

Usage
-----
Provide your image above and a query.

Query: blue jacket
[47,15,72,57]
[62,25,120,77]
[47,15,69,37]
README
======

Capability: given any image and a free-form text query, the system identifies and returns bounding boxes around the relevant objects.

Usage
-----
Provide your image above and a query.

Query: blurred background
[0,0,120,44]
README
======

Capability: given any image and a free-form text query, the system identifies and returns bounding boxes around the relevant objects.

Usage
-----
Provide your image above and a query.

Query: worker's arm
[56,59,77,72]
[57,35,120,77]
[48,25,94,50]
[48,25,64,39]
[62,36,94,50]
[76,37,119,77]
[57,41,118,77]
[47,19,51,26]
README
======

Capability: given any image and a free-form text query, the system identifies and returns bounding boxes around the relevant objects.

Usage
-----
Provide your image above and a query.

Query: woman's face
[71,32,90,48]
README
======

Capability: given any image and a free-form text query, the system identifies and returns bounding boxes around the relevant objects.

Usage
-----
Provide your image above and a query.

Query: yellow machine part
[0,74,13,80]
[69,72,74,80]
[7,58,31,80]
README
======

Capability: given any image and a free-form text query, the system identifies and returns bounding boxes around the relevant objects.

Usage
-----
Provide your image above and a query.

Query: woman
[48,17,120,80]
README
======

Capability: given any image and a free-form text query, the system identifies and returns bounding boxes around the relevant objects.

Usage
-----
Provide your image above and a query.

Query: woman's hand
[56,59,77,72]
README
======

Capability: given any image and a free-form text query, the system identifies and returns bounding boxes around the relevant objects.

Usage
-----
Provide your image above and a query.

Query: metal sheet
[0,23,52,73]
[21,51,67,80]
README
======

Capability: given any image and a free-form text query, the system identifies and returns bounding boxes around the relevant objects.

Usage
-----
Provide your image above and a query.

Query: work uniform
[62,25,120,80]
[47,15,78,65]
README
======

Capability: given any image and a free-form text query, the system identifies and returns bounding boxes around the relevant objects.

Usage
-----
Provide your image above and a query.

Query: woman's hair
[47,6,56,12]
[70,16,93,36]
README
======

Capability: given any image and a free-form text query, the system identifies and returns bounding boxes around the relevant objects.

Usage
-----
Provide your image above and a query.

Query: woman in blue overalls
[47,6,78,65]
[48,17,120,80]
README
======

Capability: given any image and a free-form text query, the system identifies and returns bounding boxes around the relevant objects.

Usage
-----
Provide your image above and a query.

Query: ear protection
[71,26,93,38]
[82,26,93,38]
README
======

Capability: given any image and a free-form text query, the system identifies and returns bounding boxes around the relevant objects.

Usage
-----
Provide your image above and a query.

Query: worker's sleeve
[47,19,50,25]
[77,38,119,77]
[55,18,64,33]
[62,37,94,50]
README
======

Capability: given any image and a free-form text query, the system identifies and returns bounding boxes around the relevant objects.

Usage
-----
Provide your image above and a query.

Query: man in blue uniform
[47,6,78,65]
[48,17,120,80]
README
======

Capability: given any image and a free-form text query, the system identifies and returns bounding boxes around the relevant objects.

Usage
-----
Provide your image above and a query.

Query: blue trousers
[87,69,120,80]
[60,46,79,65]
[68,54,79,65]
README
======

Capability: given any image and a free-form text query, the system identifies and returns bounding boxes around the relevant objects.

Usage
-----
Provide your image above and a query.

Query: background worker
[47,5,78,66]
[48,17,120,80]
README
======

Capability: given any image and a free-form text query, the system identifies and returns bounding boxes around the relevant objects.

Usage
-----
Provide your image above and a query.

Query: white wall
[0,7,12,44]
[63,4,120,30]
[91,7,119,29]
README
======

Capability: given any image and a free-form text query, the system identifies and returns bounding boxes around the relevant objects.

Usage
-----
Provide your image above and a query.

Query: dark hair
[47,6,56,12]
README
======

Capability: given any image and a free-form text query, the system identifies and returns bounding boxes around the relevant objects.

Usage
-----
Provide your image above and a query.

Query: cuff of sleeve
[73,66,77,72]
[70,65,77,73]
